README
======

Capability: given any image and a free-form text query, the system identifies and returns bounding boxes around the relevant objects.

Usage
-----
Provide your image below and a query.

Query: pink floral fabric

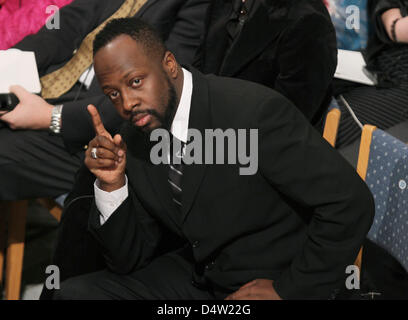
[0,0,74,49]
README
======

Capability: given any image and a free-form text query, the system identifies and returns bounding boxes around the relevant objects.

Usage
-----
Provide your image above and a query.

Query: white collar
[170,68,193,143]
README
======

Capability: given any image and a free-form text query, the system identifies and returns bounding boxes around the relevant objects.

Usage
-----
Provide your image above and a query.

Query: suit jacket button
[192,240,200,248]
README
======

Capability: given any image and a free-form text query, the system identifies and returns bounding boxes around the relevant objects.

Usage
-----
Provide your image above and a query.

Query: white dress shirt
[78,66,95,90]
[95,68,193,225]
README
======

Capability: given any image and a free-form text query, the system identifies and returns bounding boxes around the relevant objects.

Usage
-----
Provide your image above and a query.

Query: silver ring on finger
[91,147,98,160]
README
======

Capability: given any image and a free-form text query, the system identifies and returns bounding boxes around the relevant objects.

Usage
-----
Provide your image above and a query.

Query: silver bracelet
[49,104,63,134]
[391,17,401,42]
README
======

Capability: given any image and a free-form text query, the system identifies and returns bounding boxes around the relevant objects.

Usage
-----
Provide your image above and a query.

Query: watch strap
[49,104,63,134]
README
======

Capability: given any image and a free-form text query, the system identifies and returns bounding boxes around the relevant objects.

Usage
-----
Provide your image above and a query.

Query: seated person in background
[54,18,374,300]
[0,0,210,200]
[365,0,408,87]
[0,0,74,50]
[335,0,408,148]
[193,0,338,127]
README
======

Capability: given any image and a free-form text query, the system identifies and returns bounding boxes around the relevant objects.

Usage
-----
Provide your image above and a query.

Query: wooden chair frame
[0,199,62,300]
[323,107,342,147]
[354,125,377,274]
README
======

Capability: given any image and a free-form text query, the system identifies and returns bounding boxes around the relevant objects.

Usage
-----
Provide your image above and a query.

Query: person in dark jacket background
[193,0,338,127]
[365,0,408,87]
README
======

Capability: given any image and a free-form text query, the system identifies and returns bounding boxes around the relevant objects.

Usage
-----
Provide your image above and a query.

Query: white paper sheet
[335,49,376,86]
[0,49,41,94]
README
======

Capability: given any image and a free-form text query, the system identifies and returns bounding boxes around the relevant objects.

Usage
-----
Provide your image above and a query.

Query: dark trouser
[0,125,83,200]
[53,251,218,300]
[336,86,408,149]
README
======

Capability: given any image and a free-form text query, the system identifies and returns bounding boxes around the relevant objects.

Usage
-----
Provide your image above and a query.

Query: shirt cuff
[94,176,128,225]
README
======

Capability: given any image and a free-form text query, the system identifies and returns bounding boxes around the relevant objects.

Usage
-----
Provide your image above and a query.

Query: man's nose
[122,91,140,112]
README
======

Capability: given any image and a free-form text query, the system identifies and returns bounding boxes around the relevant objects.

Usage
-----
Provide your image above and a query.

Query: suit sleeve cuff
[94,175,129,225]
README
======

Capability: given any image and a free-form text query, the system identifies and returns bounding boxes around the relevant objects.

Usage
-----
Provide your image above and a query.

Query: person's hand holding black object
[0,85,54,129]
[85,104,127,192]
[0,93,18,113]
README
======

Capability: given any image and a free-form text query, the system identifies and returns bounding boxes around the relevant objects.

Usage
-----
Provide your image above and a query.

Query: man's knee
[53,277,84,300]
[53,275,104,300]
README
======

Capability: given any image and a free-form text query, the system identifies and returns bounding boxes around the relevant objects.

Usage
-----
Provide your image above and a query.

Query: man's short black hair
[93,17,167,59]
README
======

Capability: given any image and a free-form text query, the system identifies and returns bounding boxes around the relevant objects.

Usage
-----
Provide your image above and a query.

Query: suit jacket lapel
[143,161,182,226]
[220,2,287,76]
[181,68,211,223]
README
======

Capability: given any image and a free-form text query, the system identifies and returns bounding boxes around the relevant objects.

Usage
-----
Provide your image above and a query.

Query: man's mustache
[131,109,161,119]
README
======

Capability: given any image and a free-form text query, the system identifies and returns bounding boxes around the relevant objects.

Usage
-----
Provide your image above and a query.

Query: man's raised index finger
[87,104,107,135]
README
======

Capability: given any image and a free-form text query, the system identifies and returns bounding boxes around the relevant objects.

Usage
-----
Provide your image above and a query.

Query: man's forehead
[94,35,150,67]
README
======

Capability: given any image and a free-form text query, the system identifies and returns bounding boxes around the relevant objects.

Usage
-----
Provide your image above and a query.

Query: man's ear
[162,51,179,79]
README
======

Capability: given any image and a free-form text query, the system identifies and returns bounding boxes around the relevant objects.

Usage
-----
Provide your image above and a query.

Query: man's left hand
[0,85,54,130]
[225,279,283,300]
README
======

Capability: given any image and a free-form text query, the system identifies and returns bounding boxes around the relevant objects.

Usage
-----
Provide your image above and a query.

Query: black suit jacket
[13,0,210,151]
[88,68,374,299]
[193,0,337,126]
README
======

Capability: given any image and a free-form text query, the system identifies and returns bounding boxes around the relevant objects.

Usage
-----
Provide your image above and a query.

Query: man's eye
[132,79,142,87]
[109,91,119,99]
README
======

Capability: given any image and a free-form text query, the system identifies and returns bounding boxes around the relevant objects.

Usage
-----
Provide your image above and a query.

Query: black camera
[0,94,19,112]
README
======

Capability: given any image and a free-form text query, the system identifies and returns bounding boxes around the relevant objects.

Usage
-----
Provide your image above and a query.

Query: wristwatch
[49,104,63,134]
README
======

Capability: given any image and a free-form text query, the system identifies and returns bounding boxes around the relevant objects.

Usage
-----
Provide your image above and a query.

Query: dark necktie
[168,136,185,209]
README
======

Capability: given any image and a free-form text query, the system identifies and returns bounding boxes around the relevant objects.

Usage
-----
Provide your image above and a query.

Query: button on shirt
[94,68,193,225]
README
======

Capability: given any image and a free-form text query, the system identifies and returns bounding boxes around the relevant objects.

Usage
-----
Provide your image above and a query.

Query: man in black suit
[55,18,374,300]
[0,0,210,200]
[193,0,337,127]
